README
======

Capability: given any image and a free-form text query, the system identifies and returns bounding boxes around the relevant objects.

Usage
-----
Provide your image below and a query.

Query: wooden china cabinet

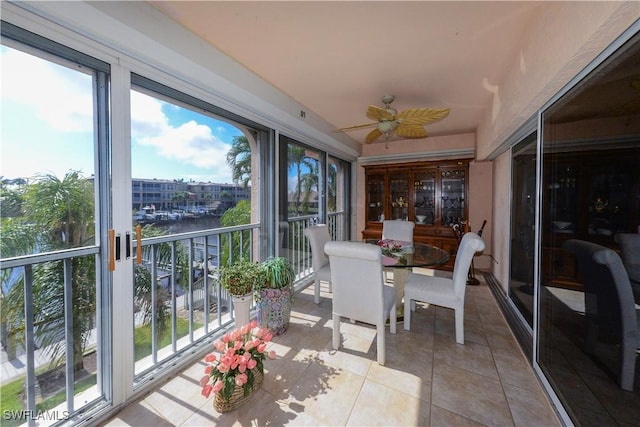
[362,159,471,270]
[542,147,640,289]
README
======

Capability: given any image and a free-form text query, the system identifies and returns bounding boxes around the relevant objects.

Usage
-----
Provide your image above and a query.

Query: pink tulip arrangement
[200,320,276,402]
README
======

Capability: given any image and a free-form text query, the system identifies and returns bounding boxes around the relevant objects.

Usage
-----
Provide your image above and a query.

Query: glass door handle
[109,229,115,271]
[125,232,131,259]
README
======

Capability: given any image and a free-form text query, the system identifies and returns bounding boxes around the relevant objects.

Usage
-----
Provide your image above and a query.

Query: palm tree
[2,171,95,372]
[288,145,313,216]
[226,135,252,188]
[2,172,180,372]
[0,179,26,218]
[134,225,174,339]
[327,163,338,212]
[219,200,252,266]
[300,160,319,215]
[171,191,189,210]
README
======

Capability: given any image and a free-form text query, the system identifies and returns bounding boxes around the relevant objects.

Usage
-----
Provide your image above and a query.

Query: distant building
[131,178,250,213]
[287,190,318,216]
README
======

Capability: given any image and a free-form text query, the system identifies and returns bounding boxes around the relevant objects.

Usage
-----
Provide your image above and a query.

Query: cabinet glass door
[547,163,578,234]
[413,172,436,225]
[440,169,466,226]
[587,165,630,237]
[389,173,409,220]
[367,174,385,222]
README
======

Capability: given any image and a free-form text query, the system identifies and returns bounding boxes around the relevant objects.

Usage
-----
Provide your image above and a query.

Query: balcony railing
[284,211,345,288]
[0,214,344,424]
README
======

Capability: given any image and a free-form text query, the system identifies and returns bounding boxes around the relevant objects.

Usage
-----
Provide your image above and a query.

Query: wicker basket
[213,368,264,413]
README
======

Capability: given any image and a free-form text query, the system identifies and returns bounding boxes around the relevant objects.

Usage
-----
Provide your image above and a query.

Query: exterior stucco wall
[468,160,493,270]
[477,1,639,160]
[492,151,512,291]
[476,2,638,291]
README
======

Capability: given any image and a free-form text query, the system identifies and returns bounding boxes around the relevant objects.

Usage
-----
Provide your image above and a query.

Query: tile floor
[103,274,561,426]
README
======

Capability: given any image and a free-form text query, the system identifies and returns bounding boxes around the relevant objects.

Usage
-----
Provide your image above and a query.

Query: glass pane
[1,46,95,254]
[508,133,536,327]
[389,173,409,220]
[1,44,103,420]
[286,144,320,218]
[328,156,349,240]
[440,169,466,226]
[587,165,631,237]
[130,88,252,376]
[367,174,385,222]
[413,172,436,225]
[538,33,640,425]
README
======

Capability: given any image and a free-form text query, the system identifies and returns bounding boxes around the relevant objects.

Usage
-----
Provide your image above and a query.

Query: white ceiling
[150,1,542,145]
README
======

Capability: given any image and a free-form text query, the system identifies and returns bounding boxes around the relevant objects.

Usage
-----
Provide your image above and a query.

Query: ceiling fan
[334,95,450,144]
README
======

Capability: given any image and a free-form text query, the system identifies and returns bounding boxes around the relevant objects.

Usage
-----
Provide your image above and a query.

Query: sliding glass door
[509,133,537,329]
[1,33,112,424]
[536,29,640,426]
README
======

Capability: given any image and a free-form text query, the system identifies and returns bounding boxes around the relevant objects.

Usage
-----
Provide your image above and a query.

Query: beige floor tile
[367,359,432,403]
[141,374,213,426]
[262,344,326,397]
[429,405,485,427]
[286,362,365,426]
[347,379,430,426]
[102,400,172,426]
[502,383,562,427]
[493,352,539,390]
[433,334,499,380]
[304,336,374,377]
[432,363,514,426]
[101,281,561,427]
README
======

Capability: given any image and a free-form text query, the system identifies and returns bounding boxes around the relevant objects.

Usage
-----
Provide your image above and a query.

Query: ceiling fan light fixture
[334,94,450,145]
[377,120,398,135]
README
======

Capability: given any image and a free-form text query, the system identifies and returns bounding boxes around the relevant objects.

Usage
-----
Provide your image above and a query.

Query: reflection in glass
[508,133,537,327]
[538,32,640,425]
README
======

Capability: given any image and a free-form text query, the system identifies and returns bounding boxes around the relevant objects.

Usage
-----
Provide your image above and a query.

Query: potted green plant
[218,259,262,327]
[255,257,295,335]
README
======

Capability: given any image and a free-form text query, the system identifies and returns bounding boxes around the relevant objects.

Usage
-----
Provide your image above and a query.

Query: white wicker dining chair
[325,241,397,365]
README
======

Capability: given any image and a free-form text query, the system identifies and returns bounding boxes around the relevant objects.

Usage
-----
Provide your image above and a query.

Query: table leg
[392,268,409,321]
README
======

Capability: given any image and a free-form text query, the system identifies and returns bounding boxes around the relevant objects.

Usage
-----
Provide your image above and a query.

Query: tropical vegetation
[226,135,252,189]
[218,259,262,297]
[1,171,96,372]
[256,257,294,289]
[0,172,175,373]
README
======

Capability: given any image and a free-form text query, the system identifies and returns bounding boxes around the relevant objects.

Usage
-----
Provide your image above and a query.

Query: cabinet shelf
[542,148,640,289]
[363,160,470,270]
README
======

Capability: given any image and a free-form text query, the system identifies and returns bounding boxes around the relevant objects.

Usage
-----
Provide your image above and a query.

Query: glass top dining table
[364,239,450,320]
[364,239,450,269]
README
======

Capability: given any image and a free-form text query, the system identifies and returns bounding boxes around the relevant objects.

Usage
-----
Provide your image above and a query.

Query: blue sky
[1,45,244,184]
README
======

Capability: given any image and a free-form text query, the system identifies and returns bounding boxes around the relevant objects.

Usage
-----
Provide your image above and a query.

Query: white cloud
[1,46,94,132]
[2,46,236,183]
[131,91,231,177]
[138,120,229,169]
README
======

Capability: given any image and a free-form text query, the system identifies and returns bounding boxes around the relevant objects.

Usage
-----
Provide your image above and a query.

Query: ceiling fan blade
[365,128,383,144]
[397,108,450,125]
[366,105,395,122]
[395,123,428,139]
[333,122,378,132]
